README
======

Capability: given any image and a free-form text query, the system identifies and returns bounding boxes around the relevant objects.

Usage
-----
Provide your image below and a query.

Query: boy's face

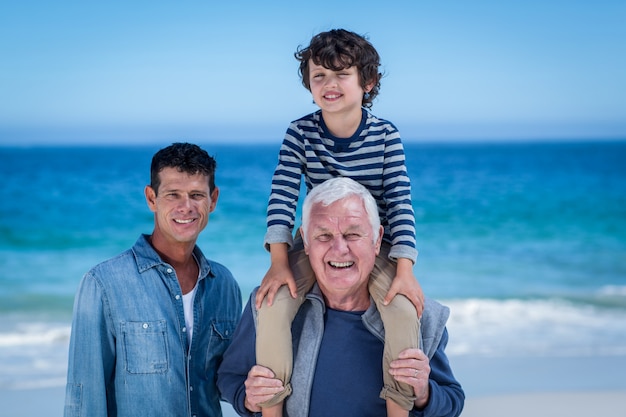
[308,60,372,116]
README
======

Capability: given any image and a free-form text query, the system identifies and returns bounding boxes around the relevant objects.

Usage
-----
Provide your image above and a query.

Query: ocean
[1,140,625,391]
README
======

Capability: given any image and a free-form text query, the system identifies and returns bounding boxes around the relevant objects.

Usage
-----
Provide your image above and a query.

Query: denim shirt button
[189,385,193,391]
[142,323,148,329]
[175,294,181,300]
[166,268,173,274]
[182,327,187,333]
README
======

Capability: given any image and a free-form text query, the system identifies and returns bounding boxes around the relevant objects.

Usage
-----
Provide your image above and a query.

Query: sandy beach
[2,387,625,417]
[2,354,625,416]
[455,354,626,416]
[462,391,626,416]
[2,386,625,417]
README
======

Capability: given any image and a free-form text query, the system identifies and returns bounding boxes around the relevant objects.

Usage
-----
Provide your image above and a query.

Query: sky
[1,0,625,145]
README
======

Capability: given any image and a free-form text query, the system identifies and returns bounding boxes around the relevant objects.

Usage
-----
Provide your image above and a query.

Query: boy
[257,29,424,417]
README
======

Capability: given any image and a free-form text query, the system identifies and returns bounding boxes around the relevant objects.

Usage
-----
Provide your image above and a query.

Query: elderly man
[217,177,464,417]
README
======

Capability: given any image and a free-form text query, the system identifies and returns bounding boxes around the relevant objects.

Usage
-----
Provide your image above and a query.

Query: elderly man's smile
[328,261,354,268]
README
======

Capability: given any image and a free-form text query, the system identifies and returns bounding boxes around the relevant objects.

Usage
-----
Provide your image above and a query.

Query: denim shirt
[64,234,242,417]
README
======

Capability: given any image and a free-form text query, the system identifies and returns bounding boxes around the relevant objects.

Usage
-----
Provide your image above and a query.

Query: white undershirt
[182,281,198,346]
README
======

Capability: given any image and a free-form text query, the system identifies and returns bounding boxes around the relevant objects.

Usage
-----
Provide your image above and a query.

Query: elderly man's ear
[300,227,308,255]
[375,225,384,255]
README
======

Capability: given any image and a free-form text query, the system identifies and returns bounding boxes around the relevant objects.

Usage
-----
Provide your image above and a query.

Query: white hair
[301,177,381,244]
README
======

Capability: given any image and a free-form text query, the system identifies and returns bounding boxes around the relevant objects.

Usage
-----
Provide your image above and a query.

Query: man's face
[303,195,382,303]
[145,167,218,246]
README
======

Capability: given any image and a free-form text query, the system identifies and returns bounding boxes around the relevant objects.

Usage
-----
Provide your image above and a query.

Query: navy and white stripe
[265,109,417,262]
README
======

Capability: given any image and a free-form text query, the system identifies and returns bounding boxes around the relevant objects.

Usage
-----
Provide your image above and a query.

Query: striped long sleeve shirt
[265,109,417,263]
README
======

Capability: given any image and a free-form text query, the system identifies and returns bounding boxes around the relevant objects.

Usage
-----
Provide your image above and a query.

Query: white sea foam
[2,297,626,389]
[444,298,626,357]
[0,323,70,347]
[598,285,626,296]
[0,320,71,389]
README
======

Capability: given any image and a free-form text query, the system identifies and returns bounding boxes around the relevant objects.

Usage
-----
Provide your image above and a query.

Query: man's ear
[145,185,157,212]
[209,187,220,213]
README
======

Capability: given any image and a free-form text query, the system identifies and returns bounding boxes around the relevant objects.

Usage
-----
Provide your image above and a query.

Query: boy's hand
[255,243,298,309]
[255,262,298,309]
[383,258,424,317]
[255,243,298,310]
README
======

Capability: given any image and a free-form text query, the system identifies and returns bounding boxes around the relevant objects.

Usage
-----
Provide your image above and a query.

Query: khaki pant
[256,235,420,410]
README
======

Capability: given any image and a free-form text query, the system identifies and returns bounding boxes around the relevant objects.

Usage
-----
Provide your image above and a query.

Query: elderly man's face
[303,195,383,305]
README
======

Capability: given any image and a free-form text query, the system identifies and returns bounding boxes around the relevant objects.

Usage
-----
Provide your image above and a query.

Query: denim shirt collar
[132,234,215,280]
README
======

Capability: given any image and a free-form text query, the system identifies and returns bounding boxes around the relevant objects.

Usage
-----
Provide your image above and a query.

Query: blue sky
[1,0,625,144]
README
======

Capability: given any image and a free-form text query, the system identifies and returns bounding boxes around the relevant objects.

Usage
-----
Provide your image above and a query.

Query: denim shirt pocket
[121,320,169,374]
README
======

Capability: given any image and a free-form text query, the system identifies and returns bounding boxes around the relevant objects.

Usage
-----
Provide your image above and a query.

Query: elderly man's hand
[389,348,431,409]
[244,365,285,412]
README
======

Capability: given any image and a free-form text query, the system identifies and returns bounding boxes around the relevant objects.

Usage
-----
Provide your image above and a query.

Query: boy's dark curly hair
[150,142,217,194]
[295,29,382,108]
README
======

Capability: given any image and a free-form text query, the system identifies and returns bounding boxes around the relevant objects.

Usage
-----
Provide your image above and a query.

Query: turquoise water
[1,141,625,388]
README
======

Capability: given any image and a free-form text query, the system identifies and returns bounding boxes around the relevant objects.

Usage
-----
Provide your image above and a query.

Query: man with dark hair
[64,142,242,417]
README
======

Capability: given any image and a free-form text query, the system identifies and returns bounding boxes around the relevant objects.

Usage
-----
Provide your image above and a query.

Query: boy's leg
[368,243,420,412]
[255,234,315,408]
[256,286,297,407]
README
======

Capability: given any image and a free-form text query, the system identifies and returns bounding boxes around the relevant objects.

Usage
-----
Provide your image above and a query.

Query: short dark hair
[150,142,217,194]
[295,29,382,108]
